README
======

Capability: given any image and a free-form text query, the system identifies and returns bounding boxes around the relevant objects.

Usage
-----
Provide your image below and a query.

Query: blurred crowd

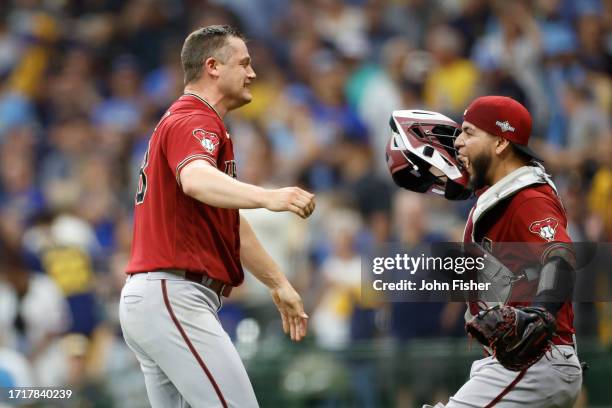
[0,0,610,406]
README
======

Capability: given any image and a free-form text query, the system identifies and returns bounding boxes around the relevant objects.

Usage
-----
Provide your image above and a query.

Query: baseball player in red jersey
[424,96,582,407]
[119,26,315,408]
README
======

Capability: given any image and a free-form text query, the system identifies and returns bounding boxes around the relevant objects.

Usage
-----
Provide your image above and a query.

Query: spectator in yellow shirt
[424,25,479,117]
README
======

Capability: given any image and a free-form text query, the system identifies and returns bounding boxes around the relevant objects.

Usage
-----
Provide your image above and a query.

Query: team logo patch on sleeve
[192,129,220,154]
[529,217,559,242]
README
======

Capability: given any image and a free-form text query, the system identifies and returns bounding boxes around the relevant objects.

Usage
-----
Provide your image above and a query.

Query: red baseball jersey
[464,183,575,345]
[126,94,243,286]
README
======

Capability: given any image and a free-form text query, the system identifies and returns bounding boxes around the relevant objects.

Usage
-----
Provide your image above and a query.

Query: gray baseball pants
[119,271,259,408]
[424,344,582,407]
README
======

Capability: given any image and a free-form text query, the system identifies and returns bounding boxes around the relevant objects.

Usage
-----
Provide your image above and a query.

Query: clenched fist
[262,187,315,219]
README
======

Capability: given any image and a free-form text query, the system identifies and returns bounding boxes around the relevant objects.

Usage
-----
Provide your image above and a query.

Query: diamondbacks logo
[192,129,220,154]
[495,120,515,133]
[529,217,559,242]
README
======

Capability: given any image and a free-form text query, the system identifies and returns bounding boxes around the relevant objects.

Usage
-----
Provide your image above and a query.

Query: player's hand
[270,281,309,342]
[262,187,315,219]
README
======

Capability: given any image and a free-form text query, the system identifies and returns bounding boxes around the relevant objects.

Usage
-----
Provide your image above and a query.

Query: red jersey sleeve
[162,115,225,183]
[509,195,571,262]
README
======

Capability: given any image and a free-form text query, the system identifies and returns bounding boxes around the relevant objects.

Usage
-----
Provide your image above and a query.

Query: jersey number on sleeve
[135,142,151,205]
[136,112,171,205]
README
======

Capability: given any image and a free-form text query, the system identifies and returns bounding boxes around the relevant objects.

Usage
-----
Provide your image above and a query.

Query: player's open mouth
[458,154,470,171]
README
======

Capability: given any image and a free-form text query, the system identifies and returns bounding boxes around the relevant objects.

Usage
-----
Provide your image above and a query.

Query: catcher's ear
[495,138,512,155]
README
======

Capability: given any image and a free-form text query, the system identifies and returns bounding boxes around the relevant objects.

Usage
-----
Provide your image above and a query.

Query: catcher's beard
[468,151,492,191]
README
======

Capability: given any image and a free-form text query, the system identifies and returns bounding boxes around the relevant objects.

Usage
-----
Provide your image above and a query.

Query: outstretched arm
[180,160,315,218]
[239,214,308,341]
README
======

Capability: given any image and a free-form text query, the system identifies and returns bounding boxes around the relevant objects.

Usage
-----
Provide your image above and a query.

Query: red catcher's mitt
[465,305,556,371]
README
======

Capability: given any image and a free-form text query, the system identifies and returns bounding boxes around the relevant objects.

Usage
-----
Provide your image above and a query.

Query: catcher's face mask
[386,110,472,200]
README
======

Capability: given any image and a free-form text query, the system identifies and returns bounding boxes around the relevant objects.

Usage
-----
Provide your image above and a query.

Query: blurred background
[0,0,610,406]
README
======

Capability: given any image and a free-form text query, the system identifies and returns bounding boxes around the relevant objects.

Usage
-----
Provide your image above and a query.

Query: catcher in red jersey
[422,96,582,407]
[119,25,315,408]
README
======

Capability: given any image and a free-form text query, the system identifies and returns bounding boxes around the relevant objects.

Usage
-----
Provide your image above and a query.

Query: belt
[184,271,233,297]
[132,270,233,297]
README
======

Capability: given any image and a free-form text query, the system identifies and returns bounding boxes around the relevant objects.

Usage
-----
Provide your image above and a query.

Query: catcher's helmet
[386,110,471,200]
